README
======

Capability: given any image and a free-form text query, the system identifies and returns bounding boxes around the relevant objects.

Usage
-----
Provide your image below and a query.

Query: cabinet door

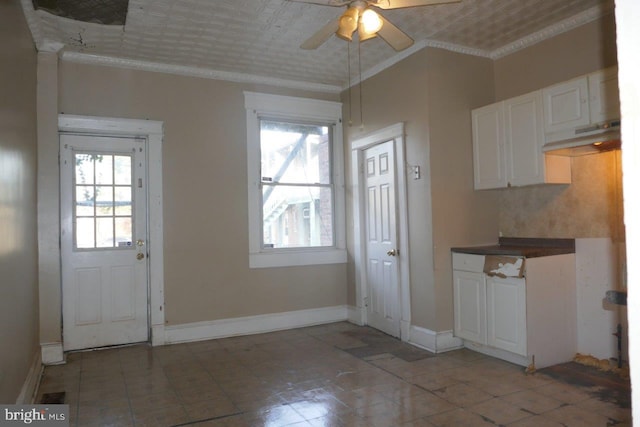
[504,91,544,187]
[472,103,506,190]
[588,67,620,124]
[543,76,590,137]
[486,276,527,356]
[453,270,487,344]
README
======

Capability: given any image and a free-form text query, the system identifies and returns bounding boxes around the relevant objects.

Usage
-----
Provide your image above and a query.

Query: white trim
[58,115,166,346]
[164,306,349,344]
[16,353,43,404]
[348,305,365,326]
[351,123,412,340]
[61,51,342,94]
[244,92,347,269]
[408,325,464,354]
[41,343,64,365]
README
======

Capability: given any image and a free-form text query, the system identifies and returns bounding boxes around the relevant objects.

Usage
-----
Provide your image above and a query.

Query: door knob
[136,253,145,260]
[386,249,398,257]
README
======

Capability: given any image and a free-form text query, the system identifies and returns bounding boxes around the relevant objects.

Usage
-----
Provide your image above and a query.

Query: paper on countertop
[483,255,525,278]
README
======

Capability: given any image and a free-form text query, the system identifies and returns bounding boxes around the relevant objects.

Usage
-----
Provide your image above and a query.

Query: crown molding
[489,3,615,59]
[348,3,613,89]
[59,51,343,94]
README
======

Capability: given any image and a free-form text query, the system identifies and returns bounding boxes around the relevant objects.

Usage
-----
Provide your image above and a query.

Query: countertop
[451,237,575,258]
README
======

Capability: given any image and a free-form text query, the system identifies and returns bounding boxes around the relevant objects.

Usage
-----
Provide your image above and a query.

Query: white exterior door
[60,134,149,351]
[364,141,400,337]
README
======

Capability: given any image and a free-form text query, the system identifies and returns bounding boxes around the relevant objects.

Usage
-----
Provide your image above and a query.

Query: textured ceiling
[21,0,615,91]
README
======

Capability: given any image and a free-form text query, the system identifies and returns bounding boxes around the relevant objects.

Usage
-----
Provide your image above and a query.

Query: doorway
[58,115,166,351]
[351,123,411,339]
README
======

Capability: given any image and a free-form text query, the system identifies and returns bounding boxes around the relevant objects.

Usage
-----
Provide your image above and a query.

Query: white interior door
[60,134,149,351]
[364,141,400,337]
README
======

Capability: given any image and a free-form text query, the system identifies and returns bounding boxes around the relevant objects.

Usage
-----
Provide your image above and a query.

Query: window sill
[249,248,347,269]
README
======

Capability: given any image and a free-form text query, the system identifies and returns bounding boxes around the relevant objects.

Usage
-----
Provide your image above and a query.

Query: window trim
[245,92,346,268]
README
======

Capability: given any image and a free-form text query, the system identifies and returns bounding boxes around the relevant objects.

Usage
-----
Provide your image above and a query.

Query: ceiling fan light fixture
[336,6,360,41]
[360,8,383,34]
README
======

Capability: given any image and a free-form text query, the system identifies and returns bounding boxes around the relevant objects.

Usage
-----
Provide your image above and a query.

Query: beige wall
[343,48,497,332]
[494,13,622,239]
[0,0,39,402]
[58,62,346,325]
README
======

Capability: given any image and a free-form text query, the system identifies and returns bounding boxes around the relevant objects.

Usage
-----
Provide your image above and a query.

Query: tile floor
[36,322,632,426]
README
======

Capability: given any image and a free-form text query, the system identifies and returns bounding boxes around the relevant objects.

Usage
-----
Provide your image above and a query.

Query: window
[245,92,346,268]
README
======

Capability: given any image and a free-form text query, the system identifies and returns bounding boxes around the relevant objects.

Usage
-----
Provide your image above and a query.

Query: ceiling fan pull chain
[348,41,353,127]
[358,38,364,130]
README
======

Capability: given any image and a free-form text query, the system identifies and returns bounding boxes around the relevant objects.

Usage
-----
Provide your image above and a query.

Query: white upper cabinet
[542,76,590,136]
[543,66,620,142]
[472,91,571,190]
[504,92,545,187]
[472,103,506,189]
[588,67,620,124]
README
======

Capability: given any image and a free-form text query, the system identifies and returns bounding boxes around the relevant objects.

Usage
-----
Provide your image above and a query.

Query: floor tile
[35,322,631,426]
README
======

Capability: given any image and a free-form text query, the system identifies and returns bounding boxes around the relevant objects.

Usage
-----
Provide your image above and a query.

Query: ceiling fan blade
[300,18,340,49]
[377,14,414,51]
[286,0,349,7]
[373,0,460,9]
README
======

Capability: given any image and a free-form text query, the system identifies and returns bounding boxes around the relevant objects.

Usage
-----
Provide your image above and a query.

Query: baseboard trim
[347,306,365,326]
[16,352,43,404]
[151,324,166,347]
[41,342,64,365]
[408,325,464,354]
[164,305,349,344]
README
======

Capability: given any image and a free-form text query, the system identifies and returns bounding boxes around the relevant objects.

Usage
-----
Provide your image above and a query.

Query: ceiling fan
[290,0,461,51]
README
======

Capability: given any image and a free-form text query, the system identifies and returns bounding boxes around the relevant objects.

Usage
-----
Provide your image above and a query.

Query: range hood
[543,121,621,157]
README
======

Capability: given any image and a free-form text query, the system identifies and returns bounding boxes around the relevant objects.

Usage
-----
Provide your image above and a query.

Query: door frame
[58,115,166,347]
[351,123,411,340]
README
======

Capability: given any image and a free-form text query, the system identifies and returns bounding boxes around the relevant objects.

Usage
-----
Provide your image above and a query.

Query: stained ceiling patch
[32,0,128,25]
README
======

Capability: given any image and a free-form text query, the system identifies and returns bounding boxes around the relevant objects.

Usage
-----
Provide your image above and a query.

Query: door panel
[61,134,149,351]
[453,270,487,344]
[486,276,527,356]
[364,141,400,337]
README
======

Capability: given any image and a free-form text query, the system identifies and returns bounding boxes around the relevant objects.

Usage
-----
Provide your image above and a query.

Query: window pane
[96,217,114,248]
[76,186,94,216]
[114,155,132,185]
[115,217,132,245]
[96,186,114,216]
[115,187,132,215]
[262,184,333,248]
[260,120,331,185]
[75,154,94,185]
[95,155,113,185]
[76,218,95,249]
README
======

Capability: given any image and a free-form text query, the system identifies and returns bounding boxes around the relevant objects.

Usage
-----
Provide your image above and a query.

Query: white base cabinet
[452,252,576,369]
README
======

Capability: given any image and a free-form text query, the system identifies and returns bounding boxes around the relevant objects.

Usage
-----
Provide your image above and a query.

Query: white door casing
[351,123,411,339]
[364,141,400,337]
[58,115,165,350]
[61,134,148,350]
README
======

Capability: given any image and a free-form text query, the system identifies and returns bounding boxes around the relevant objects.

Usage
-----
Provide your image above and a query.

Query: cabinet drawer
[452,253,485,273]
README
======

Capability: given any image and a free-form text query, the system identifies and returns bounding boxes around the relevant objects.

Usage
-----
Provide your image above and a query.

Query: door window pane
[115,187,132,215]
[114,156,132,185]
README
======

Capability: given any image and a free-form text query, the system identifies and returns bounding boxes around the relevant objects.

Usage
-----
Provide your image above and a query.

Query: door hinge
[138,178,143,188]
